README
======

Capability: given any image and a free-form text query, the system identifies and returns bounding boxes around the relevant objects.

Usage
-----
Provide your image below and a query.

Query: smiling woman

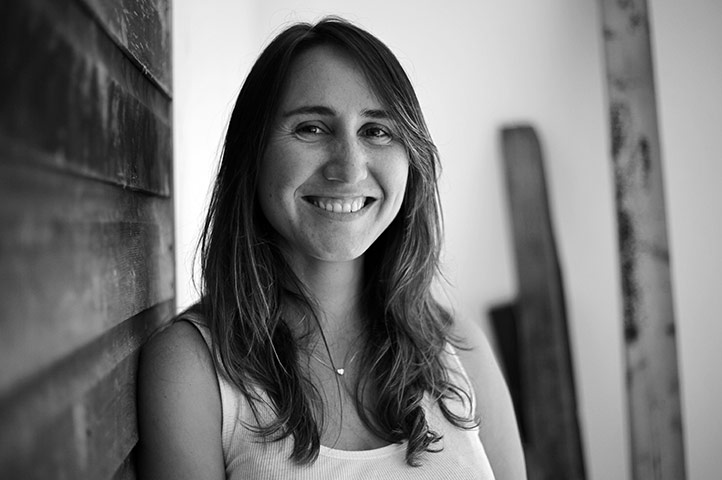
[259,45,409,264]
[137,17,526,480]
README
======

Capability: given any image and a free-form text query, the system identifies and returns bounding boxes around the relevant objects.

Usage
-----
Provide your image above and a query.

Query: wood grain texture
[599,1,686,479]
[0,161,174,393]
[501,125,586,480]
[0,0,172,196]
[79,0,172,94]
[0,0,172,476]
[0,301,172,479]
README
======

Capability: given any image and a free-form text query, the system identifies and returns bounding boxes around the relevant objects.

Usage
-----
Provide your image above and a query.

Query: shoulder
[139,319,215,387]
[449,316,507,425]
[136,319,225,479]
[450,316,499,388]
[451,316,528,480]
[139,305,214,391]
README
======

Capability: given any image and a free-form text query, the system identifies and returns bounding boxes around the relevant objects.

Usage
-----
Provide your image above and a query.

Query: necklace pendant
[336,368,345,376]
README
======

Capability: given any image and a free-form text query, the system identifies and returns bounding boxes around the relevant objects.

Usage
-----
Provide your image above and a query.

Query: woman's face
[257,45,409,266]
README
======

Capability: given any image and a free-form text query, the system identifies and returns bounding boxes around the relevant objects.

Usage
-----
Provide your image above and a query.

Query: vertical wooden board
[599,1,685,479]
[112,452,137,480]
[501,125,586,480]
[0,301,172,479]
[80,0,172,93]
[0,0,172,195]
[488,303,525,439]
[0,163,174,392]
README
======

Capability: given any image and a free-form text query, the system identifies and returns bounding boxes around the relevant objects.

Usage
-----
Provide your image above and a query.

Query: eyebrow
[281,105,391,120]
[361,108,391,120]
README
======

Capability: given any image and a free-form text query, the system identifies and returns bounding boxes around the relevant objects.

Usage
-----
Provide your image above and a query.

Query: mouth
[304,196,376,213]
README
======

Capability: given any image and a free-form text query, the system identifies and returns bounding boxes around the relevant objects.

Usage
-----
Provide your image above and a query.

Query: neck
[285,254,366,339]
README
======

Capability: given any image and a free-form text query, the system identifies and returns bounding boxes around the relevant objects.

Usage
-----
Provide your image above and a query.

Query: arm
[136,321,226,480]
[453,317,527,480]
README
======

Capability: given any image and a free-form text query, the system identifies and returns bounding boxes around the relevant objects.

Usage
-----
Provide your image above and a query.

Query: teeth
[311,197,367,213]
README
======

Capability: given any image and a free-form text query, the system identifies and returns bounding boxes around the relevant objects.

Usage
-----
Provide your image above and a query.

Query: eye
[361,124,393,145]
[294,123,328,139]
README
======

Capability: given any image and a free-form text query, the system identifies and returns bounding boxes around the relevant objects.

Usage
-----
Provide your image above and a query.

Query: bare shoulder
[137,320,225,480]
[140,320,215,381]
[451,315,498,379]
[451,315,507,423]
[451,316,528,480]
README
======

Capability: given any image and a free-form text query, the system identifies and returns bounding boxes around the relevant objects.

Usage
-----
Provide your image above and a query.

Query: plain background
[173,1,722,479]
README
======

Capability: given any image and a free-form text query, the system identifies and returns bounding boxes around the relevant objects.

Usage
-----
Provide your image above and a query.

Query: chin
[312,249,366,263]
[308,241,372,263]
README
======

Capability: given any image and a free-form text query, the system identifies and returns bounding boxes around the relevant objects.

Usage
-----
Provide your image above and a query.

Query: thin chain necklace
[310,350,360,376]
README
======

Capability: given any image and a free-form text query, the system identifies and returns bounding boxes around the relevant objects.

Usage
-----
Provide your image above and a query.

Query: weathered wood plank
[599,1,686,479]
[501,125,586,480]
[0,162,174,392]
[0,301,172,479]
[79,0,172,95]
[112,450,137,480]
[0,0,172,196]
[0,0,173,477]
[488,303,525,439]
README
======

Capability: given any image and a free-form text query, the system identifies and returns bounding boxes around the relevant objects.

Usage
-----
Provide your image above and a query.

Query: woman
[138,17,526,479]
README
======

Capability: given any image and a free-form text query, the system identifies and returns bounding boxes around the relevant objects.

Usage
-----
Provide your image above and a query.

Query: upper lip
[303,194,373,200]
[301,190,380,202]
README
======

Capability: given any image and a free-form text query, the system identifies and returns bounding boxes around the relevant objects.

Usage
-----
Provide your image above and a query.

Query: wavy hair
[194,17,475,466]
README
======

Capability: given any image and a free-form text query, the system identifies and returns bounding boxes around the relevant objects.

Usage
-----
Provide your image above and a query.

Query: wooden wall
[0,0,173,477]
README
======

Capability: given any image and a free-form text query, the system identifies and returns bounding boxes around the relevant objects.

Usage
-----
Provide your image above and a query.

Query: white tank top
[187,319,496,479]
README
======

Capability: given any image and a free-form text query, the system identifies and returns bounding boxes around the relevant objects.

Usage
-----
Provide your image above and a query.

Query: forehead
[279,45,384,111]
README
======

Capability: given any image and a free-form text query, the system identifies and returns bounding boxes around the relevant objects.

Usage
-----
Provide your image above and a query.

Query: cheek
[385,156,410,203]
[257,166,277,205]
[399,163,410,191]
[262,172,299,205]
[259,146,294,202]
[257,162,306,229]
[257,163,285,224]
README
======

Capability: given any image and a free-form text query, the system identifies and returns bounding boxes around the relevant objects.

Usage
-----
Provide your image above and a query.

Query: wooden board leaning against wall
[0,0,173,478]
[599,0,685,478]
[493,125,586,480]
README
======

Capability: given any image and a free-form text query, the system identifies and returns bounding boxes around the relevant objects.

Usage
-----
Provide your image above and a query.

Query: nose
[322,137,368,184]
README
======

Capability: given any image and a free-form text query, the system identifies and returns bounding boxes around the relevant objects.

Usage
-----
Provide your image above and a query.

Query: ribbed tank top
[186,319,496,479]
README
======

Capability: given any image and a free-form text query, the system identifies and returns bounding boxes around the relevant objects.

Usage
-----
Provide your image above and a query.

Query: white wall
[173,1,722,479]
[173,0,261,308]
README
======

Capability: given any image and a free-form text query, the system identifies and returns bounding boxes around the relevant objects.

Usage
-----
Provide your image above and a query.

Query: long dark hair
[195,17,475,466]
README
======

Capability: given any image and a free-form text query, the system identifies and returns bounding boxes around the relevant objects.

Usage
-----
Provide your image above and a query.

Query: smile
[304,196,373,213]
